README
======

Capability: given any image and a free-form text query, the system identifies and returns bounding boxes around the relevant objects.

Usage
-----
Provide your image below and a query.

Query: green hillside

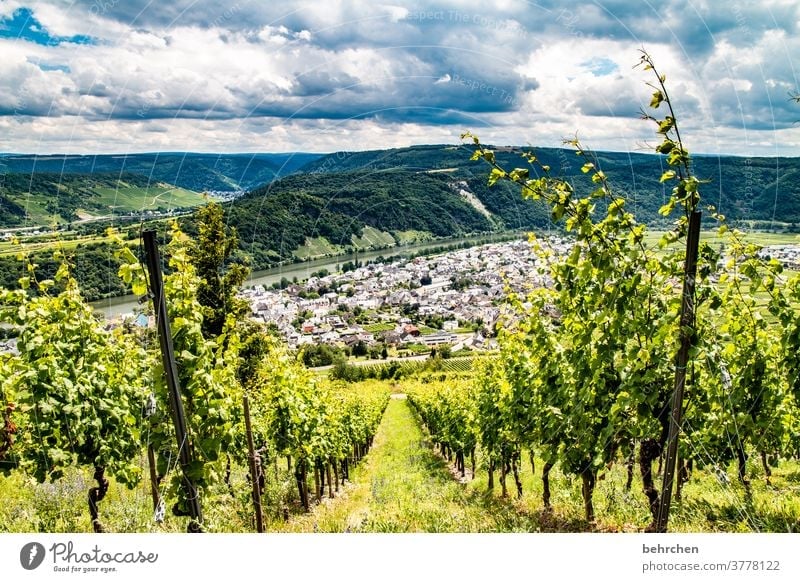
[0,172,205,226]
[224,169,497,269]
[300,145,800,227]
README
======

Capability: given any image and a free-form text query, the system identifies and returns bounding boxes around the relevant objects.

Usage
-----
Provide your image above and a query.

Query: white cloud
[0,0,798,155]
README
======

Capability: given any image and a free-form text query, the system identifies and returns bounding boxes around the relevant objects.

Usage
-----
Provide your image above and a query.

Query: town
[3,235,798,361]
[241,237,572,359]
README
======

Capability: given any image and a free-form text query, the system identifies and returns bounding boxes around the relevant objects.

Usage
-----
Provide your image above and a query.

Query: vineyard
[1,52,800,533]
[332,354,487,381]
[0,225,390,532]
[441,53,800,532]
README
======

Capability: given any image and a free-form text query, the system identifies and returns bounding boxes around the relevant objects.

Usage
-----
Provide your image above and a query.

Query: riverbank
[91,230,526,318]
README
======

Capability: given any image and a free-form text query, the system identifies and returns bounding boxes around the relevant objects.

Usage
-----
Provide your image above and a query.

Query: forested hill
[0,152,323,193]
[299,144,800,226]
[221,143,800,268]
[225,169,516,268]
[4,145,798,230]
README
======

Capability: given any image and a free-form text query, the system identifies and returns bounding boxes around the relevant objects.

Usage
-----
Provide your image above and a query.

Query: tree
[352,340,368,357]
[188,201,250,340]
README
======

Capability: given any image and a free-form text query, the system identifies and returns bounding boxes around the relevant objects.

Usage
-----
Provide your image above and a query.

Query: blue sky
[0,6,93,45]
[0,0,798,155]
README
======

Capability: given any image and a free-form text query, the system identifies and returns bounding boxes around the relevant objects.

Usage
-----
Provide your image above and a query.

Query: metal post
[656,210,702,532]
[243,394,264,532]
[142,230,203,530]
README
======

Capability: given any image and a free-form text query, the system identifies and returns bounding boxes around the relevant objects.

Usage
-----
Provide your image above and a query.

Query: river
[90,232,522,319]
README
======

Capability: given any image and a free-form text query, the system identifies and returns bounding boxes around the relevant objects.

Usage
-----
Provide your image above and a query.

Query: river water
[90,232,520,319]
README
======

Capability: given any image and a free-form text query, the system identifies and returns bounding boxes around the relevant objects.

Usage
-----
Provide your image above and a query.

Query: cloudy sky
[0,0,798,155]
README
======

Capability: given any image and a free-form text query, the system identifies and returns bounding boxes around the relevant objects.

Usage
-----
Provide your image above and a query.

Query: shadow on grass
[415,436,474,486]
[420,434,597,532]
[675,495,799,532]
[462,487,597,532]
[783,471,800,484]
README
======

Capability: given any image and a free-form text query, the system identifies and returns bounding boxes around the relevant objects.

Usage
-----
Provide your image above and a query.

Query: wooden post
[142,230,203,531]
[146,444,160,511]
[656,210,701,532]
[243,394,264,532]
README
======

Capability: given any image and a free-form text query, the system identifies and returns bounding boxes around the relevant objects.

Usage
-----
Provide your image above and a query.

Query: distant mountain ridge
[2,144,798,303]
[3,145,798,228]
[0,152,324,193]
[296,144,800,227]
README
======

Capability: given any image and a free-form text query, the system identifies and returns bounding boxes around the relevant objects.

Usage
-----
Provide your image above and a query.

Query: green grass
[0,463,187,533]
[452,448,800,532]
[0,454,296,533]
[454,326,477,334]
[417,325,439,336]
[276,397,546,532]
[364,322,395,333]
[400,343,430,354]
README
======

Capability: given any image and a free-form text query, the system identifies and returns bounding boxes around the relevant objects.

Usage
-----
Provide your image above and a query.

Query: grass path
[276,397,541,532]
[273,395,800,533]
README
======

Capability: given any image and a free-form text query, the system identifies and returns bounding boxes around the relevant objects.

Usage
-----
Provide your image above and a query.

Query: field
[363,322,395,333]
[641,229,800,250]
[0,233,139,258]
[3,180,205,226]
[91,184,204,213]
[393,229,434,245]
[292,236,344,260]
[350,226,396,249]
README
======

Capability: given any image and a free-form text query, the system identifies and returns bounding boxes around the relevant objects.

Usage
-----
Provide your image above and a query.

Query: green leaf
[657,117,675,134]
[488,168,506,186]
[656,140,675,154]
[658,199,676,216]
[650,90,664,108]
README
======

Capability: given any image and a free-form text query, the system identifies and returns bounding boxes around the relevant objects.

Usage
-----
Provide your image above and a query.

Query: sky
[0,0,798,156]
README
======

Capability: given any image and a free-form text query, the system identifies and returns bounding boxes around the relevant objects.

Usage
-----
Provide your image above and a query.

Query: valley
[2,144,799,306]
